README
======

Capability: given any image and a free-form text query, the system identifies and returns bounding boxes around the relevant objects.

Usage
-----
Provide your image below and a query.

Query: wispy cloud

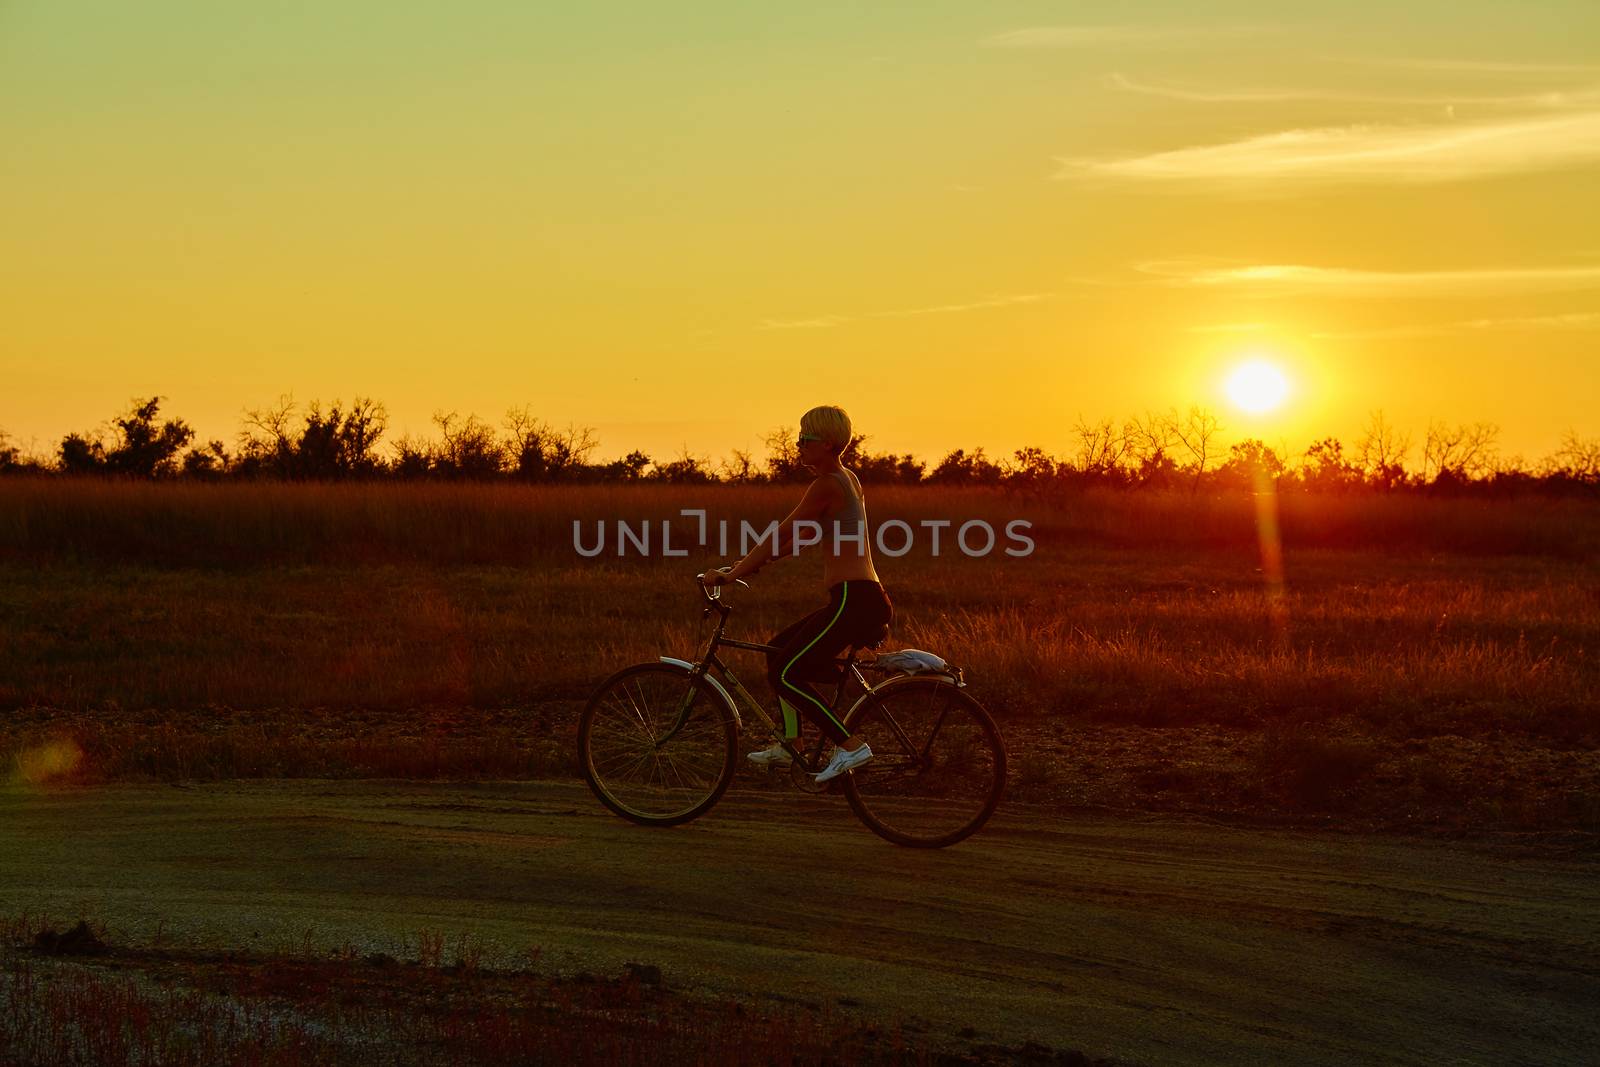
[1058,108,1600,187]
[760,293,1051,330]
[982,25,1270,49]
[1138,261,1600,298]
[1313,312,1600,339]
[873,293,1051,317]
[758,316,852,330]
[1331,57,1600,75]
[1103,72,1598,110]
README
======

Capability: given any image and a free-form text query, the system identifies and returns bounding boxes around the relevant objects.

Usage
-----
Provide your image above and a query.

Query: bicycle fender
[657,656,744,730]
[841,670,962,727]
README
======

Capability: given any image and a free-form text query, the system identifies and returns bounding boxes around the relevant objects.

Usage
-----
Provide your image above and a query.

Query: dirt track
[3,779,1596,1065]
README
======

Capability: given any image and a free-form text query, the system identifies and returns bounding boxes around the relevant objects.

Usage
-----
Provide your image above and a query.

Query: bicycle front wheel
[579,663,738,827]
[842,676,1006,848]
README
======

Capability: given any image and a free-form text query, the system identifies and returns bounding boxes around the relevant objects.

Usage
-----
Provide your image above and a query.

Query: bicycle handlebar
[694,571,750,611]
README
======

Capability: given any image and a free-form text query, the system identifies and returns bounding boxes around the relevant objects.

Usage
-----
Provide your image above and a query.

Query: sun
[1224,359,1290,414]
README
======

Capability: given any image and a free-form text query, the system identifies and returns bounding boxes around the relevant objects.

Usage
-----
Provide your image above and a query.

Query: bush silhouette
[238,396,387,479]
[1216,439,1285,490]
[0,429,29,474]
[928,447,1003,485]
[24,391,1599,496]
[58,397,193,477]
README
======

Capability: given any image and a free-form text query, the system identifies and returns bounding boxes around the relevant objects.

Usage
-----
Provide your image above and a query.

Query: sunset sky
[3,2,1597,469]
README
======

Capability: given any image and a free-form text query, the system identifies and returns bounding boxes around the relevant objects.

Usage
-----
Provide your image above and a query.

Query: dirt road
[2,780,1595,1065]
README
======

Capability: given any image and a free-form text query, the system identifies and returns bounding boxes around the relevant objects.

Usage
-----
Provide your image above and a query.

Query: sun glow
[1224,359,1291,414]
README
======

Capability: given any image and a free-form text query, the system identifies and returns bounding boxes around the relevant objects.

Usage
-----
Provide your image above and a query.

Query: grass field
[2,479,1597,832]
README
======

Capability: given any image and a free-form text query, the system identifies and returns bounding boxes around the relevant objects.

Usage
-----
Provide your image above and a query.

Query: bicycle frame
[663,578,880,770]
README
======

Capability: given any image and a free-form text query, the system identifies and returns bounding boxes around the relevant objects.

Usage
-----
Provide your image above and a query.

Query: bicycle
[577,574,1007,848]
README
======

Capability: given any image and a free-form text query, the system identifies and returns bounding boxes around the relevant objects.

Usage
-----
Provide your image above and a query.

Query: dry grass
[0,480,1595,829]
[1,913,1092,1066]
[1,478,1596,565]
[1,549,1590,739]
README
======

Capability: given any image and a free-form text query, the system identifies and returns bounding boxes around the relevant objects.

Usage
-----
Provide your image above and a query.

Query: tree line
[2,396,1597,494]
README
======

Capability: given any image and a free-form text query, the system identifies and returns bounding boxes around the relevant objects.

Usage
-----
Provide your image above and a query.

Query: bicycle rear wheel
[579,663,738,826]
[842,676,1006,848]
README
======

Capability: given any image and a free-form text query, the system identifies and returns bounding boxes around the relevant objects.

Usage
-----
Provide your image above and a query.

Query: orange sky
[3,2,1597,469]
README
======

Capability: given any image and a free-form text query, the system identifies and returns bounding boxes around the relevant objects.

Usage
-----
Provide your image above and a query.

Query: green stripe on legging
[777,697,799,739]
[780,583,851,738]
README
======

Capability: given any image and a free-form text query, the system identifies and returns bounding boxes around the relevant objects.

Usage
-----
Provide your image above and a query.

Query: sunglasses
[797,433,823,444]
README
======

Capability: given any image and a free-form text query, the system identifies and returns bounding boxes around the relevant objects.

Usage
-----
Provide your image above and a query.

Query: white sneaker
[813,743,872,783]
[747,741,794,766]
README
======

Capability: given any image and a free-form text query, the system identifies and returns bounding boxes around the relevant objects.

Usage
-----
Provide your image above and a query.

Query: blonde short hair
[800,405,852,451]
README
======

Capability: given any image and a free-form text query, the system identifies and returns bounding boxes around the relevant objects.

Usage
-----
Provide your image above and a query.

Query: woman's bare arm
[713,475,843,583]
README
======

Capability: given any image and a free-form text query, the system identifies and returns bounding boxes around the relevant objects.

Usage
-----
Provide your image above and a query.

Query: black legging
[766,580,894,744]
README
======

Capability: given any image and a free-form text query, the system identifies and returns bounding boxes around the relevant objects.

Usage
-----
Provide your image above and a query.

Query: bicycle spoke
[606,688,656,743]
[629,679,661,739]
[660,741,717,782]
[843,679,1005,848]
[591,744,652,779]
[660,752,698,794]
[581,665,736,824]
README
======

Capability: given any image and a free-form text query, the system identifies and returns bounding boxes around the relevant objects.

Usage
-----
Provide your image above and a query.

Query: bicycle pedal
[790,763,832,795]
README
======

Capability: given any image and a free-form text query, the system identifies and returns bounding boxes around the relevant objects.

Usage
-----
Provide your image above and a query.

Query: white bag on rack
[875,648,950,675]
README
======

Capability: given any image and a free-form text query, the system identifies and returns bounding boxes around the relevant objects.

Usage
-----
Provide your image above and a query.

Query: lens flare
[11,739,84,787]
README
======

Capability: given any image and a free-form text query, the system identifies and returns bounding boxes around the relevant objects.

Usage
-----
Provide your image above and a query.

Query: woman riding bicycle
[698,405,894,783]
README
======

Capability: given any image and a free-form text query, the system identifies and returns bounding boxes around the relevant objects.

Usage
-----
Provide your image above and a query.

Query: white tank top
[830,469,866,534]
